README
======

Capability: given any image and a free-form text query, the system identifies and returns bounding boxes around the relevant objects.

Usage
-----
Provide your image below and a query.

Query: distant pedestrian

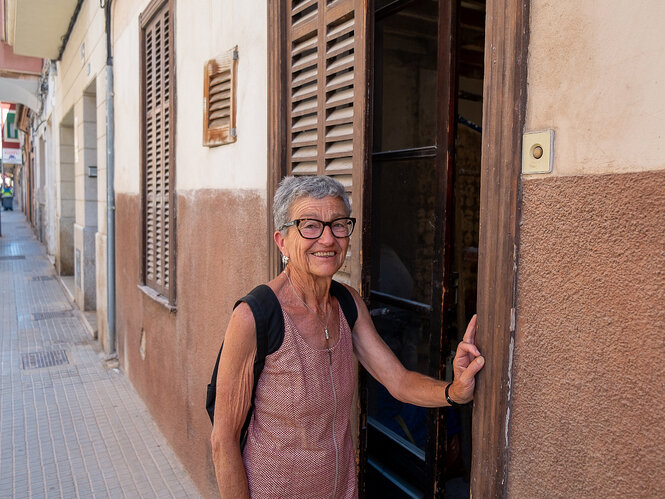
[2,183,13,211]
[210,175,485,498]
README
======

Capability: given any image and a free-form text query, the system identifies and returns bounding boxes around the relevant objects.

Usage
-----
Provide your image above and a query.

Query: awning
[3,0,80,60]
[0,76,39,110]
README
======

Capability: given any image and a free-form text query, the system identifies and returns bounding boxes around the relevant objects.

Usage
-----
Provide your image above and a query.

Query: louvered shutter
[203,47,238,147]
[142,1,174,299]
[287,0,367,286]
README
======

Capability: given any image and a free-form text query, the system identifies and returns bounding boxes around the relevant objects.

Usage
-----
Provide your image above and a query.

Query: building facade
[4,0,664,497]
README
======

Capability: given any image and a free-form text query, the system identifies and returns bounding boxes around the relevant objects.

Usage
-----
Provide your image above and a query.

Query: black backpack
[206,280,358,446]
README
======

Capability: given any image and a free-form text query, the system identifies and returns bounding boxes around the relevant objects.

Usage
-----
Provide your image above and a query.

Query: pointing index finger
[462,314,477,345]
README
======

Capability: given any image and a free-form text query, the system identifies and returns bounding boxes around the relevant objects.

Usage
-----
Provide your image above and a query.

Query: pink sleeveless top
[242,305,357,498]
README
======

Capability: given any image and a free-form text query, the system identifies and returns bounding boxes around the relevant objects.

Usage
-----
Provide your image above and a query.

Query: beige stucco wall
[510,1,665,496]
[54,0,108,230]
[113,0,268,194]
[176,0,268,191]
[112,0,146,195]
[526,0,665,176]
[57,1,106,116]
[53,0,109,330]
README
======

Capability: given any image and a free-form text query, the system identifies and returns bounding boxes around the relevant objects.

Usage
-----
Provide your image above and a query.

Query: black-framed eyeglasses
[281,217,356,239]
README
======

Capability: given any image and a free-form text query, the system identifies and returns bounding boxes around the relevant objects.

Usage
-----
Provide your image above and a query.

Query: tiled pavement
[0,211,202,498]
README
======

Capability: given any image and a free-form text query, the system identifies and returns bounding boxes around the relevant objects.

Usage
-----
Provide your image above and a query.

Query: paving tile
[0,211,201,498]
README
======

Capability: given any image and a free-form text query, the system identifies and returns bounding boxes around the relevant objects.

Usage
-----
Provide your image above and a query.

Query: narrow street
[0,210,201,498]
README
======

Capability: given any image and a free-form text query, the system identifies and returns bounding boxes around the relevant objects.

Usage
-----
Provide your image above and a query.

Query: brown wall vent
[203,46,238,147]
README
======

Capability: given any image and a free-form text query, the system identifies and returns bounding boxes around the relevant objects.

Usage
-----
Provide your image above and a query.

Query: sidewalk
[0,211,202,498]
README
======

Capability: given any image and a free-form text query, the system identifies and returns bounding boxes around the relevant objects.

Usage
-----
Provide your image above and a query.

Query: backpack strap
[206,284,284,442]
[234,284,285,379]
[330,280,358,330]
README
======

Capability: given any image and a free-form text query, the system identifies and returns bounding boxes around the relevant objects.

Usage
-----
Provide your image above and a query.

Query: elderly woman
[211,175,484,498]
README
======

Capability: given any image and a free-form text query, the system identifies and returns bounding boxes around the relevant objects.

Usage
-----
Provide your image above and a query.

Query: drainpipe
[103,0,117,358]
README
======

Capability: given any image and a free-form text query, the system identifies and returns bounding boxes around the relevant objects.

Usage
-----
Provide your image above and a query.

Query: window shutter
[287,0,367,286]
[203,47,238,147]
[141,0,174,300]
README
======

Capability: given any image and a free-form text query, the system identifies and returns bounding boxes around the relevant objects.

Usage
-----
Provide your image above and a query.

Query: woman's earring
[281,255,289,266]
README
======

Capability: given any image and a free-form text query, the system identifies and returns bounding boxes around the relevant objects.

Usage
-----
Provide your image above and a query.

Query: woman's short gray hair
[273,175,351,231]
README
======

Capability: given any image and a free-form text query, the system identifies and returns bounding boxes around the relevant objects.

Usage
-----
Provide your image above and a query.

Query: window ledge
[138,284,177,313]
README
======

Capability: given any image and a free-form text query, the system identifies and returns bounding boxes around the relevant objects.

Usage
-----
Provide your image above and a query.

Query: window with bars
[203,47,238,147]
[140,0,175,303]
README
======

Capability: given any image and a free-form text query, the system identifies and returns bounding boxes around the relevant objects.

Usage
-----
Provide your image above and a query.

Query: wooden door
[360,0,486,497]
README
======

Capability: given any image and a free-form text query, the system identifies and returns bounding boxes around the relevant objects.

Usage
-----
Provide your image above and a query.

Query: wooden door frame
[266,0,529,496]
[267,0,287,279]
[471,0,529,497]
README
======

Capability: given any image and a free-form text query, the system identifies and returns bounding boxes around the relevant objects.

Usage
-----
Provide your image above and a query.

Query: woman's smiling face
[276,195,350,279]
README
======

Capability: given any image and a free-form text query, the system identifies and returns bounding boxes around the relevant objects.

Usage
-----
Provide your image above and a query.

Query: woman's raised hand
[450,315,485,405]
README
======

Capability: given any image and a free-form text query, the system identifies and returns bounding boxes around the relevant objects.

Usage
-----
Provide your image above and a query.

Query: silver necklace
[284,271,333,340]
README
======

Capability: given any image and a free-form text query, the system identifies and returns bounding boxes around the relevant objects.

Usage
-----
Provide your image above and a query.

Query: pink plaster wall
[508,170,665,497]
[0,41,42,75]
[116,190,269,498]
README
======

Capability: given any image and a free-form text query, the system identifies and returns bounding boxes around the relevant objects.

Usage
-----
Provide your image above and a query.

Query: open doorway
[58,108,75,277]
[76,81,98,312]
[361,0,485,497]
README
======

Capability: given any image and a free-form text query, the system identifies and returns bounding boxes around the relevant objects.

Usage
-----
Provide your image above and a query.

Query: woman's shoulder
[265,274,291,303]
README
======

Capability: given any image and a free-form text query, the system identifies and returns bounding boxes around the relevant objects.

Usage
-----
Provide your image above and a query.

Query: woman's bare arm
[347,285,484,406]
[210,303,256,499]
